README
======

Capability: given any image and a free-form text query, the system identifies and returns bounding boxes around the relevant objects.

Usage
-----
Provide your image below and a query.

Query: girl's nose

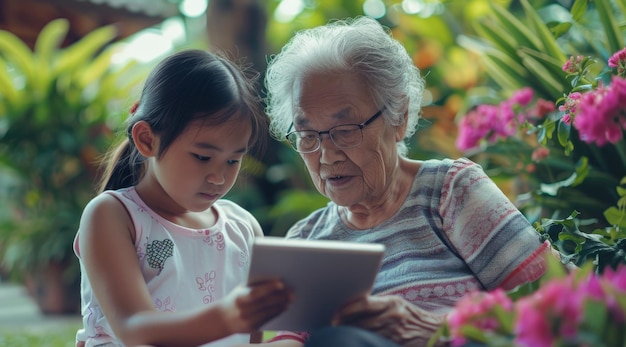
[205,168,225,185]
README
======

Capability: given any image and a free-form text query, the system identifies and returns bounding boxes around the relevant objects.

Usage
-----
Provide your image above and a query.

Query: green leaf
[0,30,35,81]
[517,47,567,87]
[544,253,569,279]
[34,18,68,62]
[0,58,20,108]
[459,325,488,344]
[520,0,567,63]
[32,19,69,102]
[557,120,571,147]
[54,25,117,76]
[473,19,519,59]
[490,2,544,52]
[548,22,572,38]
[519,52,566,100]
[594,0,624,54]
[570,0,589,23]
[582,299,608,335]
[78,44,118,89]
[604,207,626,228]
[480,50,529,91]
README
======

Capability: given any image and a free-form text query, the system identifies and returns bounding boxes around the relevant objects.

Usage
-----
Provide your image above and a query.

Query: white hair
[264,16,425,156]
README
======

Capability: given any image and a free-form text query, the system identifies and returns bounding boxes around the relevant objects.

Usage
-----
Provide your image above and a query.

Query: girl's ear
[132,121,158,157]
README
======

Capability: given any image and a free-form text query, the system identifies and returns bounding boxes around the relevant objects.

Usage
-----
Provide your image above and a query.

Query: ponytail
[97,138,144,193]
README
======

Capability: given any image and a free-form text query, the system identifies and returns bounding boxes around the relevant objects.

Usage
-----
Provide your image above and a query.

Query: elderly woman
[259,16,552,347]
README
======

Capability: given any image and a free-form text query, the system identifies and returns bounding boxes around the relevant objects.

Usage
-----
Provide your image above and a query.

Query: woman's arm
[77,194,290,347]
[234,340,304,347]
[332,294,447,347]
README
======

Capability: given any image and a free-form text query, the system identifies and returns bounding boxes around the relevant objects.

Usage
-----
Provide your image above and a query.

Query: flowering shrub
[455,0,626,272]
[435,260,626,347]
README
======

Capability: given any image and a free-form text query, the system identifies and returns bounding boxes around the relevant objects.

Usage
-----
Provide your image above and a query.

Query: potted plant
[0,18,142,314]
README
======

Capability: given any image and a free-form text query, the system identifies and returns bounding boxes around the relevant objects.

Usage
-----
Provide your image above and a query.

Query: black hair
[98,49,266,192]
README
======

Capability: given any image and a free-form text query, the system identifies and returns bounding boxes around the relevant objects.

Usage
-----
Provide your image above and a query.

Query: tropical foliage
[0,18,142,283]
[454,0,626,272]
[432,0,626,345]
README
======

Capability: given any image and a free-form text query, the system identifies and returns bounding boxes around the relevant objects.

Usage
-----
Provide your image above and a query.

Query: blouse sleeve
[439,158,548,290]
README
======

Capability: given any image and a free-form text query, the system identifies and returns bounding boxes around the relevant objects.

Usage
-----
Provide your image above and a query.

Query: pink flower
[573,77,626,146]
[456,88,543,151]
[509,87,534,106]
[608,47,626,77]
[447,289,513,346]
[558,92,582,120]
[604,265,626,292]
[456,108,492,151]
[608,48,626,67]
[531,147,550,162]
[514,277,584,347]
[531,99,556,119]
[562,55,584,74]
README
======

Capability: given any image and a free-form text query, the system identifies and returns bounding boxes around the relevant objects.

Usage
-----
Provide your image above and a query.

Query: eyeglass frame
[285,108,385,153]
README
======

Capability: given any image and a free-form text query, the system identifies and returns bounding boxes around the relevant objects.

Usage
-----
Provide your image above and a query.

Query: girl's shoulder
[214,199,263,237]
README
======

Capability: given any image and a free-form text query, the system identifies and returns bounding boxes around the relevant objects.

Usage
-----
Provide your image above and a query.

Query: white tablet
[247,236,385,332]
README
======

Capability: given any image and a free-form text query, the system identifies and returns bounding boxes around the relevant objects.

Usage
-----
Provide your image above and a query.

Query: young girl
[74,49,291,347]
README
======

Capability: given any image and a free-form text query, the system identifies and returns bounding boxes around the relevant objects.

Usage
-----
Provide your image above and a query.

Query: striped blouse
[270,158,548,343]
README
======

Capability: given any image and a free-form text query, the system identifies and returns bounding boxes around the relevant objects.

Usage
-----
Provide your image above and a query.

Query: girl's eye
[193,154,210,161]
[227,159,241,166]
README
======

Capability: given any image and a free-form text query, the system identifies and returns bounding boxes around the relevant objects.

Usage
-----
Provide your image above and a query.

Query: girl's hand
[331,295,445,346]
[220,279,292,334]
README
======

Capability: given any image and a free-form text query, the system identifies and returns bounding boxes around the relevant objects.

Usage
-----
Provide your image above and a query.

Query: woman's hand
[219,279,293,335]
[331,295,446,346]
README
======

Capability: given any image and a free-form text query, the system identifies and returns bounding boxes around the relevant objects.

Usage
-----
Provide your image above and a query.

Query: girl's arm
[77,194,290,347]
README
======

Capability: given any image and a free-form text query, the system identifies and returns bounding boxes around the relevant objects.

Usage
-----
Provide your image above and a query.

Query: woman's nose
[319,136,344,165]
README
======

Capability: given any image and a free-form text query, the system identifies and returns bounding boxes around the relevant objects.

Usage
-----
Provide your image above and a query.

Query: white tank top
[74,187,255,346]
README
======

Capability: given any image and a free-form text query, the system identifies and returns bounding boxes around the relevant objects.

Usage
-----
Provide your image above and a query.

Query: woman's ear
[395,109,409,142]
[132,121,158,157]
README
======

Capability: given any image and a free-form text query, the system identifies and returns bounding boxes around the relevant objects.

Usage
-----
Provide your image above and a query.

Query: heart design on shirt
[147,238,174,273]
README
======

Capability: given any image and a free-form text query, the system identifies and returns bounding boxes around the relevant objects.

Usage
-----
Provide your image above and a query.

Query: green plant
[0,19,142,294]
[455,0,626,271]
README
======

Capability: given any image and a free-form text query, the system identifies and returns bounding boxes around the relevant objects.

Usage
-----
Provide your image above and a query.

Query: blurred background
[1,0,624,345]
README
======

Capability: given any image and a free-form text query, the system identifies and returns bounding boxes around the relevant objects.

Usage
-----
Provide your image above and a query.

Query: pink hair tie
[130,101,139,114]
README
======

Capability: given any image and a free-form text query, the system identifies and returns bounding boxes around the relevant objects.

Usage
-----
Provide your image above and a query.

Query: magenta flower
[605,265,626,292]
[514,277,584,347]
[608,47,626,77]
[558,92,582,122]
[531,147,550,162]
[445,266,626,347]
[456,88,543,151]
[531,99,556,119]
[573,76,626,146]
[509,87,534,106]
[447,289,513,347]
[562,55,584,74]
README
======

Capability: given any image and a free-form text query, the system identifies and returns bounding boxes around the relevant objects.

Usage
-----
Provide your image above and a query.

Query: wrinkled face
[292,71,404,208]
[152,116,251,212]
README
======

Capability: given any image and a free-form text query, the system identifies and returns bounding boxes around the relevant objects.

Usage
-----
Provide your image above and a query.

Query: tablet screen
[247,237,385,331]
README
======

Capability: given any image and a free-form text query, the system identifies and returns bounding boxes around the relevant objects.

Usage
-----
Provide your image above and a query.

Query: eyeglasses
[285,109,384,153]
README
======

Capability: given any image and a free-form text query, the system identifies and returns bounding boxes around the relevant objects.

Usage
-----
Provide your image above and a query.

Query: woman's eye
[193,154,210,161]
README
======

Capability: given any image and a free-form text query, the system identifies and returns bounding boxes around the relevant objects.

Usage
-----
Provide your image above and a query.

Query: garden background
[0,0,625,346]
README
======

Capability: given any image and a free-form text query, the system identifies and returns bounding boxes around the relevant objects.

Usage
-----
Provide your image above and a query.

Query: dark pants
[305,326,402,347]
